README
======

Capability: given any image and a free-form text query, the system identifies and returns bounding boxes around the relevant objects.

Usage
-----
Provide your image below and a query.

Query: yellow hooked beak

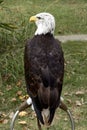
[29,16,38,22]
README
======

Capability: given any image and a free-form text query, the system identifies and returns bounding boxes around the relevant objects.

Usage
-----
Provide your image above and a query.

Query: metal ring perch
[10,98,75,130]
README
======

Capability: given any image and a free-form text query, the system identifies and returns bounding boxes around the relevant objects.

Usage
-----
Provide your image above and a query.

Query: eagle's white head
[29,12,55,35]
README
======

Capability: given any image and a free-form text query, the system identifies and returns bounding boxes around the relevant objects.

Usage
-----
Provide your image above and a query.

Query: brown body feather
[24,33,64,125]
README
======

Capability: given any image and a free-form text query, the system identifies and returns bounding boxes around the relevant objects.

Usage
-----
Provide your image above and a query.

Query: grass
[0,0,87,82]
[0,0,87,36]
[0,0,87,130]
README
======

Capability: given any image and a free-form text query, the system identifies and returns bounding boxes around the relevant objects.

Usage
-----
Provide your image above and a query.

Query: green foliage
[0,22,17,31]
[0,0,17,31]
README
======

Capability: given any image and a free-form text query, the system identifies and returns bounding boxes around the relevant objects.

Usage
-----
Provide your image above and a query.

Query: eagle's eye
[37,16,42,19]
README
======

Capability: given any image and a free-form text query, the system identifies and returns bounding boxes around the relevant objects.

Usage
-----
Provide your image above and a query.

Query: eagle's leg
[37,117,42,130]
[59,100,75,130]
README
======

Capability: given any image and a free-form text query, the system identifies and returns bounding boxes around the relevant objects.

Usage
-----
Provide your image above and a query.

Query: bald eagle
[10,12,75,130]
[24,12,64,126]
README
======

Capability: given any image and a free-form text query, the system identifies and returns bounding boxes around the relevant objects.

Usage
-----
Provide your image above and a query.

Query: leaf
[0,119,4,124]
[9,112,14,119]
[19,111,27,117]
[17,80,22,87]
[11,98,17,102]
[75,100,82,106]
[64,117,68,121]
[19,96,25,101]
[18,121,27,125]
[0,91,3,96]
[0,112,7,118]
[66,99,72,104]
[6,85,12,91]
[3,119,8,124]
[17,91,22,96]
[0,23,17,31]
[0,119,8,124]
[81,98,84,105]
[75,91,84,96]
[19,95,29,101]
[64,92,72,96]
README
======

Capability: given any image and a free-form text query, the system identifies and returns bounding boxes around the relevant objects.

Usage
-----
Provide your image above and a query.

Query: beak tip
[29,16,37,22]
